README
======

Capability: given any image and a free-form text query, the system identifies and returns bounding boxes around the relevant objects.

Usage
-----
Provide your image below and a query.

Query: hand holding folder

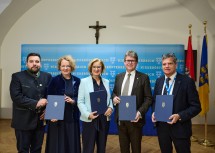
[154,95,173,122]
[90,90,107,114]
[119,96,136,121]
[45,95,65,120]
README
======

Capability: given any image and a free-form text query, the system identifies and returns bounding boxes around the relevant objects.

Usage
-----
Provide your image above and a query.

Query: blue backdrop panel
[21,44,184,136]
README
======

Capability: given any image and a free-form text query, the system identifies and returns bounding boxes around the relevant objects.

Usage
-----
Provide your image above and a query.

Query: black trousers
[82,115,110,153]
[157,122,191,153]
[15,128,44,153]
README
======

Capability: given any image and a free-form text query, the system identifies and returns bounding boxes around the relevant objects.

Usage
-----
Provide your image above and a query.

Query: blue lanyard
[165,77,176,95]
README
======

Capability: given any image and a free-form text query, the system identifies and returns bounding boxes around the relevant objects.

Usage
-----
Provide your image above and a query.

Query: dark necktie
[122,74,131,96]
[163,77,171,95]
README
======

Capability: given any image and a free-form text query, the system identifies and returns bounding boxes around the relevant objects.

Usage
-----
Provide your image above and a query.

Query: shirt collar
[165,72,177,81]
[126,70,136,76]
[26,69,40,78]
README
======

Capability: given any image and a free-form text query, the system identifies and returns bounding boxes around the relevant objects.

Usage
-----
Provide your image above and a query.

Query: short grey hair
[162,53,177,64]
[124,50,138,62]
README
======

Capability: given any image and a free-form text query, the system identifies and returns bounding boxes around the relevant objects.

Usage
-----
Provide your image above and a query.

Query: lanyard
[165,77,176,95]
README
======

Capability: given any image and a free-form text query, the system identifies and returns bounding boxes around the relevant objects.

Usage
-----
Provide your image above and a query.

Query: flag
[198,35,209,116]
[185,35,195,80]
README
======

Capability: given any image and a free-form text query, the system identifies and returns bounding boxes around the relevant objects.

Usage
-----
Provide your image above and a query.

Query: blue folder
[90,90,107,114]
[45,95,65,120]
[154,95,173,122]
[119,96,136,121]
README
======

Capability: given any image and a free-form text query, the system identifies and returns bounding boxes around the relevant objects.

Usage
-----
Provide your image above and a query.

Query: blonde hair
[57,55,76,72]
[88,58,105,74]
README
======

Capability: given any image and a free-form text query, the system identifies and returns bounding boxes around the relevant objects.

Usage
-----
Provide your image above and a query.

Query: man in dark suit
[151,53,201,153]
[10,53,52,153]
[112,50,152,153]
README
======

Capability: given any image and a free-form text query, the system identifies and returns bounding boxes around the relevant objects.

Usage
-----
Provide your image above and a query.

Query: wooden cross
[89,21,106,44]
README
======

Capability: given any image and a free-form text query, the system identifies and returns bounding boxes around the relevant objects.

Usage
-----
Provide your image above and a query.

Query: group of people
[9,50,201,153]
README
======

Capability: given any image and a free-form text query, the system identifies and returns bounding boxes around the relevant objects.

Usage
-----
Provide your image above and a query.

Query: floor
[0,119,214,153]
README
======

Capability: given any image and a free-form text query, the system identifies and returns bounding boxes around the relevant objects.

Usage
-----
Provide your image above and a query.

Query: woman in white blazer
[78,58,113,153]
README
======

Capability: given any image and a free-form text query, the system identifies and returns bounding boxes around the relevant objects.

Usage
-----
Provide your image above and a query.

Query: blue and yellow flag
[198,35,209,116]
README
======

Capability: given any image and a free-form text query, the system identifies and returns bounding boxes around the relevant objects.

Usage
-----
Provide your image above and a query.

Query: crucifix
[89,21,106,44]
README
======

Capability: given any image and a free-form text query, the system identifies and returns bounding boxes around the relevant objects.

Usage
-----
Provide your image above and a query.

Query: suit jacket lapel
[118,73,125,95]
[131,71,140,95]
[172,73,182,99]
[158,76,165,95]
[87,76,94,92]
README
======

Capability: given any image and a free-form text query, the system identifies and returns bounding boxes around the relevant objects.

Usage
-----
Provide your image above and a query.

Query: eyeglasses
[92,66,102,69]
[125,60,136,63]
[61,65,71,69]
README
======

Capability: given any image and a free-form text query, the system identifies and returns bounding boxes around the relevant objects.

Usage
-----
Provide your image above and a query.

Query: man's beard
[28,67,40,74]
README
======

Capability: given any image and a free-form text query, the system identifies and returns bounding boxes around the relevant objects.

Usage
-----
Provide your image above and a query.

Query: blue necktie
[163,77,171,95]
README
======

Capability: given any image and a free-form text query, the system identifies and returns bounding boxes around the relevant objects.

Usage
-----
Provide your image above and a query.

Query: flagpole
[199,113,214,146]
[188,24,198,142]
[198,21,214,147]
[189,24,192,36]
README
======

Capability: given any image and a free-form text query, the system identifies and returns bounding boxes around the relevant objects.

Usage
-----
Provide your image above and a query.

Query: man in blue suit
[10,53,52,153]
[152,53,201,153]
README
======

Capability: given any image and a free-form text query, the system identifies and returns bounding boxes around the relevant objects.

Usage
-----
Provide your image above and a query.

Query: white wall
[1,0,215,124]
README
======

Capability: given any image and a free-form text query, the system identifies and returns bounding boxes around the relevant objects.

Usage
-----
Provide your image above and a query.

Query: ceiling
[0,0,11,14]
[0,0,215,46]
[176,0,215,34]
